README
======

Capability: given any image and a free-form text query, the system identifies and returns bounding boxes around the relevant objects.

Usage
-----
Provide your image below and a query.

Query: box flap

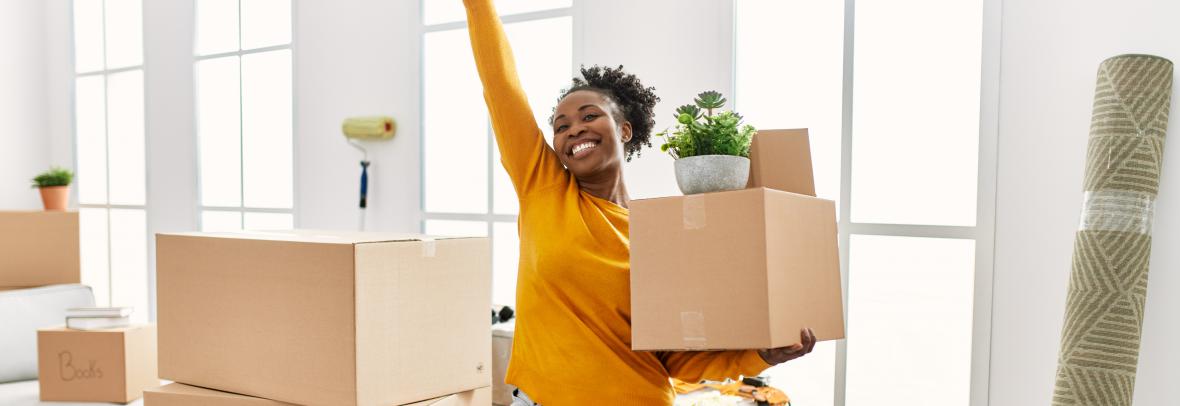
[747,128,816,196]
[157,229,479,245]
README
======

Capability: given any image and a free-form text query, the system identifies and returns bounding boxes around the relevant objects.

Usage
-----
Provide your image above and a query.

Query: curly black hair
[554,65,660,161]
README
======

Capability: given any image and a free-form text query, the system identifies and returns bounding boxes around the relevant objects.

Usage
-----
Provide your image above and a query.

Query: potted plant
[657,91,757,195]
[31,166,73,211]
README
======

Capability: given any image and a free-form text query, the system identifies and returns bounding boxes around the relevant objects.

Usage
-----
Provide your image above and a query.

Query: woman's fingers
[805,328,817,353]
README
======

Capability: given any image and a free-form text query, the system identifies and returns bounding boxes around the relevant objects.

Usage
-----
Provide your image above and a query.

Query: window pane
[736,0,844,206]
[490,17,572,215]
[196,0,240,55]
[106,69,146,205]
[850,0,982,226]
[75,75,108,204]
[240,0,291,50]
[846,235,975,405]
[73,0,105,72]
[241,50,293,209]
[244,211,294,230]
[763,341,836,406]
[492,222,519,307]
[104,0,143,69]
[109,209,148,324]
[196,56,242,207]
[202,210,243,232]
[424,0,572,25]
[424,219,488,238]
[80,208,110,307]
[423,29,488,214]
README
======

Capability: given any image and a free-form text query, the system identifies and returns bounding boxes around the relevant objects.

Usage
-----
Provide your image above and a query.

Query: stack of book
[65,306,133,330]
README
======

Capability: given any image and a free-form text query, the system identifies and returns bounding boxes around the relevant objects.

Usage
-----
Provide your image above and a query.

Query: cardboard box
[156,230,492,406]
[747,129,816,196]
[37,324,159,403]
[0,211,80,287]
[144,383,296,406]
[144,383,491,406]
[491,321,517,405]
[630,188,844,350]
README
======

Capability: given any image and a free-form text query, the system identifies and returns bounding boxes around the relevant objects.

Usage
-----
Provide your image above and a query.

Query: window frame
[418,1,580,305]
[732,0,1001,404]
[70,0,150,314]
[193,0,297,231]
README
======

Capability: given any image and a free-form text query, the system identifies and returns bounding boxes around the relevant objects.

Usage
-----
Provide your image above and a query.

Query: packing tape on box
[680,311,707,349]
[1078,190,1155,235]
[421,237,437,258]
[682,194,707,230]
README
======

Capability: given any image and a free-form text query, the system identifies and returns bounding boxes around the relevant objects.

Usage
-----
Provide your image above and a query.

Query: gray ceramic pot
[674,155,751,195]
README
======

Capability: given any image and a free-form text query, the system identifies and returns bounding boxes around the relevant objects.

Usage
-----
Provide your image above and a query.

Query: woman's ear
[620,121,633,143]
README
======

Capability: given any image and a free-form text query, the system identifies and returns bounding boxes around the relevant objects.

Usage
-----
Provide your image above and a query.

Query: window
[421,1,574,307]
[72,0,149,323]
[736,0,993,405]
[195,0,294,232]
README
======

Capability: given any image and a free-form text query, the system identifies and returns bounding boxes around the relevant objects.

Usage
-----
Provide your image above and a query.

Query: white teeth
[572,142,596,155]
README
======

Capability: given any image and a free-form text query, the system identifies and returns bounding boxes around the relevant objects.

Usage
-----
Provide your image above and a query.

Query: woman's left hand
[757,327,816,366]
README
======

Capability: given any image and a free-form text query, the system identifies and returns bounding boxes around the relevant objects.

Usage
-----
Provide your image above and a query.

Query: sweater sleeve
[658,350,772,383]
[463,0,567,197]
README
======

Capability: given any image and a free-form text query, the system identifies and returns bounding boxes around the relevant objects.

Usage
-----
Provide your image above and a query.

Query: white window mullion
[195,0,293,232]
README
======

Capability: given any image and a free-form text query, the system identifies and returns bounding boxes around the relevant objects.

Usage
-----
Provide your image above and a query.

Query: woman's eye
[583,113,598,121]
[555,124,568,132]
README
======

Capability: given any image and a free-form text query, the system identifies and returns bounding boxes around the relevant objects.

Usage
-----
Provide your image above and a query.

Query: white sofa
[0,284,145,405]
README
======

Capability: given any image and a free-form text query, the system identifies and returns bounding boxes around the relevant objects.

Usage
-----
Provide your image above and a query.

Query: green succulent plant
[31,167,74,188]
[657,91,756,159]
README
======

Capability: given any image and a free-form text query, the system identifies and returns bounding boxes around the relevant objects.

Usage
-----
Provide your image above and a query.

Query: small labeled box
[37,324,159,403]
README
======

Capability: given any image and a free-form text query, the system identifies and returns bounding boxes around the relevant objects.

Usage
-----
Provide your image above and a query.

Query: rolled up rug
[1053,54,1173,406]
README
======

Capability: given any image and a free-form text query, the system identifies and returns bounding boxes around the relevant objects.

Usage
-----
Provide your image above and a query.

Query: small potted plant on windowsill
[657,91,757,195]
[31,166,74,211]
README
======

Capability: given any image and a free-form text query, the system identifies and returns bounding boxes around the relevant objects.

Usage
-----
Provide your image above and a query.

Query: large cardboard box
[747,129,816,196]
[37,324,159,403]
[156,230,492,406]
[144,383,491,406]
[630,188,844,350]
[0,211,80,287]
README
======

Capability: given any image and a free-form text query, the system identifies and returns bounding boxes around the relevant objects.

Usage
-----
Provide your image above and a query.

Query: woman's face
[551,90,632,179]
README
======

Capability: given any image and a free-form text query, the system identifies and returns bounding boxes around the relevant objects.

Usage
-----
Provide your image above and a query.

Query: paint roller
[342,116,395,229]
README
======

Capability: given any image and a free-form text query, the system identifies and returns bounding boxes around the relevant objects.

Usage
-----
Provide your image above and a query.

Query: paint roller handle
[360,161,370,208]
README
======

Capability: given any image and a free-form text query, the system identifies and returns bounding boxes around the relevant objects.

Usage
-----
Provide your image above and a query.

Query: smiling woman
[546,65,658,200]
[462,0,816,404]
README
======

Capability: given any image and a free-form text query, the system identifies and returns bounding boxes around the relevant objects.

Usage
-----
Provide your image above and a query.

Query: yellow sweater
[463,1,770,404]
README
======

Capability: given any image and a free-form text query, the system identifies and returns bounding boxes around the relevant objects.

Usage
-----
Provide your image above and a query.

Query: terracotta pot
[39,185,70,211]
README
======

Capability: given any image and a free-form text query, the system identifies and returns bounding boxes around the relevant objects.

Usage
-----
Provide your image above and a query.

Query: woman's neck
[577,172,630,209]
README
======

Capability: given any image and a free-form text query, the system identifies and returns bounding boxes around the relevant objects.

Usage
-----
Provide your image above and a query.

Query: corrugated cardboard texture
[143,384,490,406]
[354,238,491,406]
[764,190,845,344]
[157,234,358,405]
[157,231,490,406]
[747,129,816,196]
[37,325,159,403]
[144,383,297,406]
[630,188,843,350]
[0,211,80,287]
[426,386,491,406]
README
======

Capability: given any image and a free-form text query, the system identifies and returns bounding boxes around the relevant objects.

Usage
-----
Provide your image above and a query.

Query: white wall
[0,0,50,209]
[991,0,1180,404]
[294,0,422,233]
[582,0,734,200]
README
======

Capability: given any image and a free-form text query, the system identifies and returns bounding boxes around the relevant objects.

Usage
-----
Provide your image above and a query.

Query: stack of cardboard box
[0,211,80,289]
[630,129,846,351]
[148,230,493,406]
[1,211,160,403]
